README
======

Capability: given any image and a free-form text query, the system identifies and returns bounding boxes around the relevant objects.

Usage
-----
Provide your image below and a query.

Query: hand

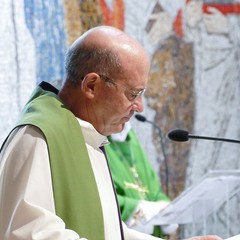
[139,200,170,222]
[187,235,223,240]
[125,200,171,235]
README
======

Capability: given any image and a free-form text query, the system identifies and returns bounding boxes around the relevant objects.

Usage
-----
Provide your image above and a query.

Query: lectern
[149,170,240,238]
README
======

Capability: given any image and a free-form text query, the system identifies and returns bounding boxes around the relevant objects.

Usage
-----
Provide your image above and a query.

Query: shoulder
[2,125,47,156]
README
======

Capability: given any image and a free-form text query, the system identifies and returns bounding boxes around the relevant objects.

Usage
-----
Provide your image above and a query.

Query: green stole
[14,84,104,239]
[105,129,169,238]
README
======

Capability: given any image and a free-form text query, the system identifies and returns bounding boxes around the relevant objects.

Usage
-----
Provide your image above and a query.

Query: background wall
[1,0,240,238]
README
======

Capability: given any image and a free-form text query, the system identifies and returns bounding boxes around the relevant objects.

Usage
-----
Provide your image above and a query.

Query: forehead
[98,32,151,88]
[121,59,150,89]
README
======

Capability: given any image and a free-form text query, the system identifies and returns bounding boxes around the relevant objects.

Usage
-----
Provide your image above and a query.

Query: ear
[81,73,100,99]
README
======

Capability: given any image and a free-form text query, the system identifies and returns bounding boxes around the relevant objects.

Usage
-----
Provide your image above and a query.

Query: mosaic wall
[1,0,240,238]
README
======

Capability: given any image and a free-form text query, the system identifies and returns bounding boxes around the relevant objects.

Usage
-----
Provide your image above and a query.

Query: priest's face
[87,45,150,136]
[92,73,147,136]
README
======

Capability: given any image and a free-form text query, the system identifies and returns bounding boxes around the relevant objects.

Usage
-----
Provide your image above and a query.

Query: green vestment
[105,129,169,237]
[12,82,105,240]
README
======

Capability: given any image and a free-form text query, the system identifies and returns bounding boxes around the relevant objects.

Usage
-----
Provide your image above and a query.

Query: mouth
[122,114,133,122]
[120,118,130,124]
[115,112,134,125]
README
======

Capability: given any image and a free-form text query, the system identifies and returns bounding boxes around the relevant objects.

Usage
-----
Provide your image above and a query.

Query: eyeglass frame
[81,73,146,102]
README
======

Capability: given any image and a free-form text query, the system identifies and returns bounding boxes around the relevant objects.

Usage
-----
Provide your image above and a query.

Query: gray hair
[64,44,123,85]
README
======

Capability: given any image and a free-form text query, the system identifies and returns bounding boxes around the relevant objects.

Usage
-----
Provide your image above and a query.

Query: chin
[112,123,125,134]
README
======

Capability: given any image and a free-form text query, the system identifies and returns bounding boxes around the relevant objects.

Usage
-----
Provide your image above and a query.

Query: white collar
[76,118,109,149]
[110,122,132,142]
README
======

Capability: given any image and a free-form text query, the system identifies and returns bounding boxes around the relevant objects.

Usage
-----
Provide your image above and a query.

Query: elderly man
[0,26,221,240]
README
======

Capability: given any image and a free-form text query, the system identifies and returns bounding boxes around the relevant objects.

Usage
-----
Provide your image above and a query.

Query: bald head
[64,26,150,86]
[71,26,125,48]
[60,26,151,136]
[72,26,145,54]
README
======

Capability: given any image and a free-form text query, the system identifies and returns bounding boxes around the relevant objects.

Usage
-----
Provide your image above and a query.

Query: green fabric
[15,85,104,240]
[105,129,169,237]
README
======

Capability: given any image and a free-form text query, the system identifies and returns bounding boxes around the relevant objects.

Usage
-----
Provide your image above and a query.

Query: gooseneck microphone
[168,129,240,144]
[135,114,169,196]
[135,114,147,122]
[135,115,165,154]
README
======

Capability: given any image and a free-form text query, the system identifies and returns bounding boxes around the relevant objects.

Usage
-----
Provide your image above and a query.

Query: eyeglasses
[98,74,146,102]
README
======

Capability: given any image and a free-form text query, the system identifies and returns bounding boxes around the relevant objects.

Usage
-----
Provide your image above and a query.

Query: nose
[131,96,144,112]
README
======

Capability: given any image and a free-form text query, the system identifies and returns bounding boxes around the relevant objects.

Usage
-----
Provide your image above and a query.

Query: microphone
[168,129,240,144]
[135,115,164,147]
[135,114,146,122]
[135,114,169,195]
[135,114,160,130]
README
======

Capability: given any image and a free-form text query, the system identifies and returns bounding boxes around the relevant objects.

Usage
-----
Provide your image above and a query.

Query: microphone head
[168,129,189,142]
[135,114,147,122]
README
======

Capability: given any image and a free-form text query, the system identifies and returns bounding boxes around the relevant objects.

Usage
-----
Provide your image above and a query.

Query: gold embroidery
[124,180,149,199]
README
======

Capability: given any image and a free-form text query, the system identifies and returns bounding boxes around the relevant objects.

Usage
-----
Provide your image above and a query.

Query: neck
[58,86,85,119]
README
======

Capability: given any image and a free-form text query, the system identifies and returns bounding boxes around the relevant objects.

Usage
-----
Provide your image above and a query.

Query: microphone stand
[135,114,169,196]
